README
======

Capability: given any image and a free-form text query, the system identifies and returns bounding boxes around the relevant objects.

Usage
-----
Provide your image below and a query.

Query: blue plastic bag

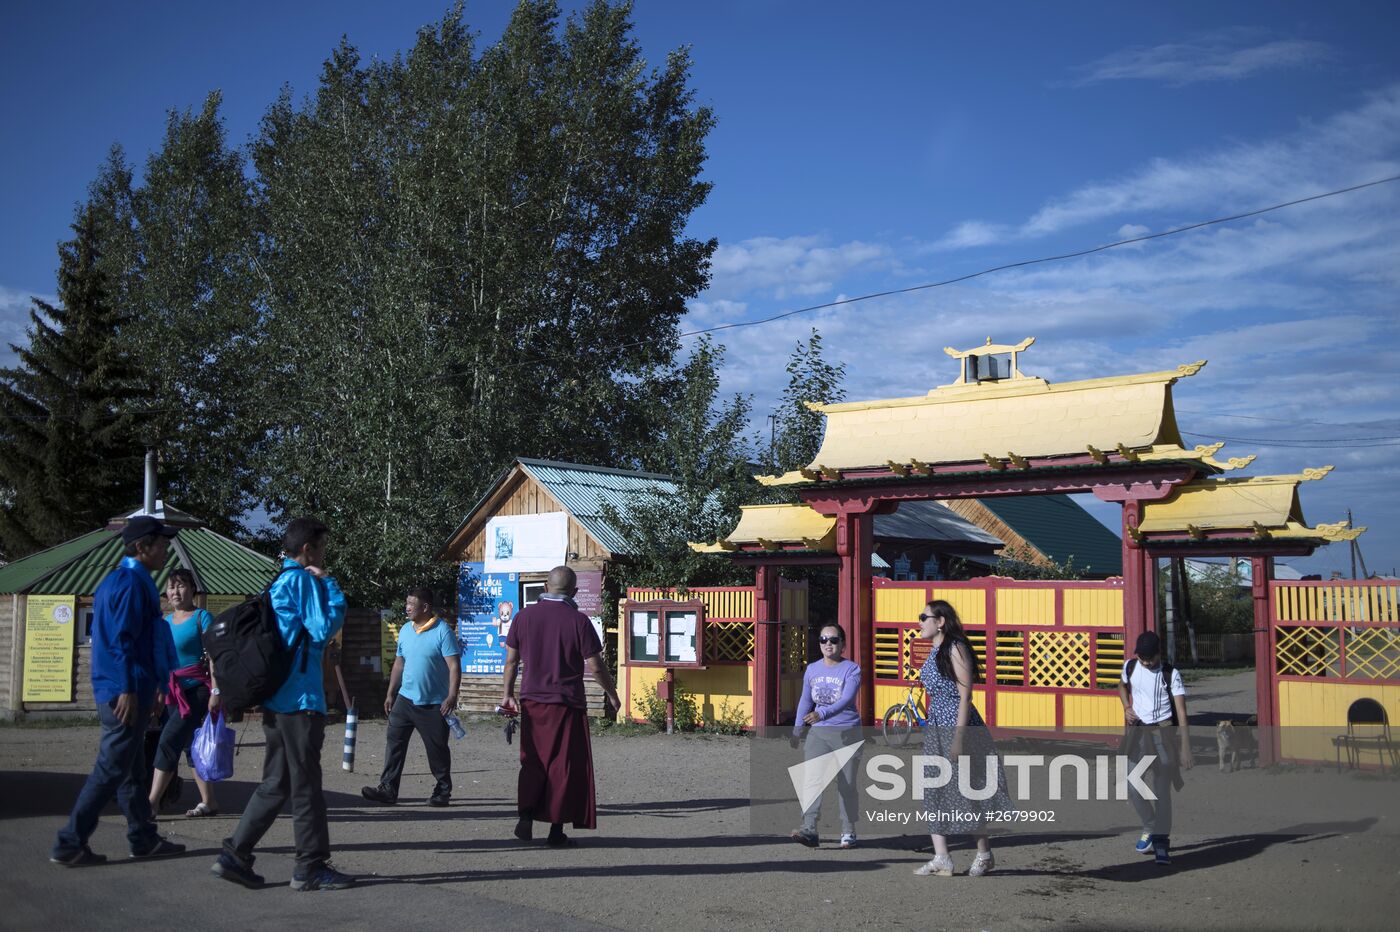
[192,710,235,782]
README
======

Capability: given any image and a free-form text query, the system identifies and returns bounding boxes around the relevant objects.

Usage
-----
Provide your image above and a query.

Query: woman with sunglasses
[913,600,1010,877]
[789,623,862,849]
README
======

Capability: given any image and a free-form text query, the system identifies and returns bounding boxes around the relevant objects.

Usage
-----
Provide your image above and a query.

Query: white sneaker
[839,833,857,849]
[914,854,954,876]
[968,851,995,877]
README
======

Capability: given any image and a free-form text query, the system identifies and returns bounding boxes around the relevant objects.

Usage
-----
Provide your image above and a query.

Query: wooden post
[835,511,875,724]
[1251,556,1277,767]
[752,564,780,731]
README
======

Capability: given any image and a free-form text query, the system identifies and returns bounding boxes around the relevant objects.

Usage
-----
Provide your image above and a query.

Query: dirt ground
[1,671,1396,932]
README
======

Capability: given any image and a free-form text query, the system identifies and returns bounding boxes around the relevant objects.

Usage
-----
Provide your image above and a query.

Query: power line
[1180,429,1400,448]
[520,172,1400,365]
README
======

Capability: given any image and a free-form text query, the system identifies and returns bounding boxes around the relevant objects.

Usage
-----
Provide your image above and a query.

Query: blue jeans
[52,700,159,857]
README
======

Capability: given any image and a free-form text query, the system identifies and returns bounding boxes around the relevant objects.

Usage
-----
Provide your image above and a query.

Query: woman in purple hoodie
[789,623,862,849]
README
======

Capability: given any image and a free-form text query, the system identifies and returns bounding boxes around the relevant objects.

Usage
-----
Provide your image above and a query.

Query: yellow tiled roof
[756,361,1229,484]
[1138,467,1365,541]
[688,504,836,553]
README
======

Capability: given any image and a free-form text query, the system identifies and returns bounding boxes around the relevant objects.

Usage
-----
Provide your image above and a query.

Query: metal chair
[1332,698,1399,772]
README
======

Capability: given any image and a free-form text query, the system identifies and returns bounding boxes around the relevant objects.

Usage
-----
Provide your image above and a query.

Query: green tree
[771,328,845,473]
[0,209,150,557]
[90,94,262,536]
[246,1,716,603]
[603,337,754,589]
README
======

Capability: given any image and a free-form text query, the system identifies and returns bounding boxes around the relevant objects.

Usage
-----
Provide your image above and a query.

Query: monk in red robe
[501,565,620,846]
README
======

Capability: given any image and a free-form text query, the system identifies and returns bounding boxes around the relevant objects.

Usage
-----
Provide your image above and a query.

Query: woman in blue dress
[913,599,1010,877]
[147,569,222,817]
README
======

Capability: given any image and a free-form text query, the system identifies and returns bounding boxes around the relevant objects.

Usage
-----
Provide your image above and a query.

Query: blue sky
[2,1,1398,576]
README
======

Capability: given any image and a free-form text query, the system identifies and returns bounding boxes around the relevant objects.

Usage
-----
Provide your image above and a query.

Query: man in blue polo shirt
[51,515,186,866]
[362,587,461,807]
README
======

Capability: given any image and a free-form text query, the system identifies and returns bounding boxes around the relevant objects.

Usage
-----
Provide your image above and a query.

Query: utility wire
[1180,429,1400,448]
[519,172,1400,364]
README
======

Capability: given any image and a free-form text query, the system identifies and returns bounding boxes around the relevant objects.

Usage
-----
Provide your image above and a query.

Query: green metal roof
[0,523,279,596]
[516,459,681,556]
[978,494,1123,576]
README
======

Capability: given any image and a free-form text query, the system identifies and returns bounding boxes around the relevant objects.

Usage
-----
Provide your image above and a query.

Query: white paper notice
[645,633,659,656]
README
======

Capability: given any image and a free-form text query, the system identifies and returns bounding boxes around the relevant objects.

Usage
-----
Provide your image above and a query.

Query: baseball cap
[121,515,178,545]
[1134,631,1162,658]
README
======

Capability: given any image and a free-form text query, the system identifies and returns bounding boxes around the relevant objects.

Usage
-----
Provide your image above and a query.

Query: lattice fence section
[1095,632,1126,689]
[1345,626,1400,680]
[1028,631,1091,689]
[705,621,754,663]
[993,630,1025,686]
[1275,625,1341,677]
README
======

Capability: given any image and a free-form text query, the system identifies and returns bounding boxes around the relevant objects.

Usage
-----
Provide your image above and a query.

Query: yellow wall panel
[1064,589,1124,627]
[1063,694,1124,730]
[623,664,755,726]
[997,588,1054,626]
[927,588,986,627]
[875,587,928,624]
[994,690,1056,728]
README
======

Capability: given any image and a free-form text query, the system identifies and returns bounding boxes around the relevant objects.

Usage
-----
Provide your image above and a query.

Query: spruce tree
[0,208,150,558]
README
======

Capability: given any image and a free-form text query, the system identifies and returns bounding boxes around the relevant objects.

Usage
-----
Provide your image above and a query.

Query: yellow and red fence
[872,576,1126,738]
[1269,579,1400,763]
[619,583,809,728]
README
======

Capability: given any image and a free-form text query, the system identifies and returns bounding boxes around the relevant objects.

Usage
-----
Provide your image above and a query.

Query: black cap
[1134,631,1161,658]
[121,515,178,545]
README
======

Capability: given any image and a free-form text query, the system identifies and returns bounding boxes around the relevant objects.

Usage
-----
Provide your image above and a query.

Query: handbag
[192,710,236,782]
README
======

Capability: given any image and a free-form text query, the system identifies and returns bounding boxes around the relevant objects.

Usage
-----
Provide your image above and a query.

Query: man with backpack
[211,517,352,891]
[50,516,186,866]
[1119,631,1194,866]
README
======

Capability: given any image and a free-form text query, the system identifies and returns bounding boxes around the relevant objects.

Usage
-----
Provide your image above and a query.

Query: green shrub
[637,681,700,732]
[703,698,750,736]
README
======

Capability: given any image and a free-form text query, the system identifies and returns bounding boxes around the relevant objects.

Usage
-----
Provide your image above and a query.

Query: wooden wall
[937,498,1047,567]
[0,596,14,717]
[449,470,610,570]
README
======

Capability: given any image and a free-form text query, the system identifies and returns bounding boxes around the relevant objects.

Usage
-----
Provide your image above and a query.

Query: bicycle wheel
[883,704,915,747]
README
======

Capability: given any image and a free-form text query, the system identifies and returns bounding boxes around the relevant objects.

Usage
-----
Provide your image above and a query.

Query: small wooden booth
[0,504,279,719]
[435,458,675,714]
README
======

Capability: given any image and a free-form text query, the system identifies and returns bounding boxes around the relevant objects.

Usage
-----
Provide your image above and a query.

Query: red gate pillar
[752,563,781,730]
[1251,556,1277,767]
[1120,500,1149,647]
[835,511,875,724]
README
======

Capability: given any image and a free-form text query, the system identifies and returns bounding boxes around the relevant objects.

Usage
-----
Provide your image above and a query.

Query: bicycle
[882,685,928,747]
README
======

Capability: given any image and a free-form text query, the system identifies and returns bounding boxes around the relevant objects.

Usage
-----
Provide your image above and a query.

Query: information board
[22,594,77,702]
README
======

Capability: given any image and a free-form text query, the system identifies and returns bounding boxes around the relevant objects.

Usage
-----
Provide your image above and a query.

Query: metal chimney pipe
[143,450,157,516]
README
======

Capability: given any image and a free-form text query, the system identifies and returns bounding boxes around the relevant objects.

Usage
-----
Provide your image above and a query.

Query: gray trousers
[799,726,863,835]
[224,710,329,873]
[1127,727,1175,836]
[377,695,451,797]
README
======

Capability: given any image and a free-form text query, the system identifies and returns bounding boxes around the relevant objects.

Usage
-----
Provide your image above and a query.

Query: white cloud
[1070,35,1331,87]
[1117,223,1150,239]
[707,235,891,300]
[0,285,46,361]
[924,84,1400,248]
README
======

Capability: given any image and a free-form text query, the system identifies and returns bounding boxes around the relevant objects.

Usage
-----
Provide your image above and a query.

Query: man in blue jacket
[211,517,353,891]
[51,515,185,866]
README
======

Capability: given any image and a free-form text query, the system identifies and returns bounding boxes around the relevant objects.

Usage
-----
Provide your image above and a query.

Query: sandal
[914,854,954,876]
[185,802,219,818]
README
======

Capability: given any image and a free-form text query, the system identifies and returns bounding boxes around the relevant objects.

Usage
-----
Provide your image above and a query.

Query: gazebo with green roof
[0,503,278,717]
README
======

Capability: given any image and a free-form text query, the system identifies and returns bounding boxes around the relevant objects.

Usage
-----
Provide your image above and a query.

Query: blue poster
[457,561,514,675]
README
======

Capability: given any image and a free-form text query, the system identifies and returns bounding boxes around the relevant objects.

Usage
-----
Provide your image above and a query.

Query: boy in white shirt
[1118,631,1194,865]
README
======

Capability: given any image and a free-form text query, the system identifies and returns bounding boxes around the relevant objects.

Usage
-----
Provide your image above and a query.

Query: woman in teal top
[147,569,222,817]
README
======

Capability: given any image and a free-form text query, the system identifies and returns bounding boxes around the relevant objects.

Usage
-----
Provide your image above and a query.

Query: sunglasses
[818,635,843,644]
[918,613,944,622]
